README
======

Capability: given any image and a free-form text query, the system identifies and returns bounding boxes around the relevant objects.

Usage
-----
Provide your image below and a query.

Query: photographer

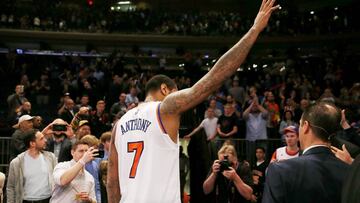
[42,118,75,162]
[203,144,253,203]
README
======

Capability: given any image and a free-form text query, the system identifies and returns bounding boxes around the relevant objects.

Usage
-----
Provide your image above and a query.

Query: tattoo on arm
[161,28,260,115]
[107,125,121,203]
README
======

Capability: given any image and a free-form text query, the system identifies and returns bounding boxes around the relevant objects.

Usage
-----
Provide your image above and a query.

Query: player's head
[145,75,177,101]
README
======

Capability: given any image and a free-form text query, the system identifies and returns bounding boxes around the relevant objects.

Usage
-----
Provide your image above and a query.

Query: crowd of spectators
[0,3,359,36]
[0,39,359,203]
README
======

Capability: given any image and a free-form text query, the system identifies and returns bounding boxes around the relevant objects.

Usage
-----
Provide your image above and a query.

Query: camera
[52,124,67,131]
[219,155,231,172]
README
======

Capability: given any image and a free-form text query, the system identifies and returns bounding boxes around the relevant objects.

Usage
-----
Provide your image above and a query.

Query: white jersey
[114,101,180,203]
[271,146,299,162]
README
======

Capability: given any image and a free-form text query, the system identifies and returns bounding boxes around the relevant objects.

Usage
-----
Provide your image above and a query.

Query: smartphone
[95,150,105,158]
[52,124,67,131]
[94,144,105,158]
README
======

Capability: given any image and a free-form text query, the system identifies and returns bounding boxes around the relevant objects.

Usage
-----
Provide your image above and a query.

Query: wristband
[78,159,86,166]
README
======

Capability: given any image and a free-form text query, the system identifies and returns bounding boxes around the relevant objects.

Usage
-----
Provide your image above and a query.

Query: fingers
[342,144,349,153]
[330,146,339,154]
[260,0,267,11]
[271,4,281,12]
[341,109,346,121]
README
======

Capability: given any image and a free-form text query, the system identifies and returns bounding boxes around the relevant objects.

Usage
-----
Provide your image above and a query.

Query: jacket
[6,151,57,203]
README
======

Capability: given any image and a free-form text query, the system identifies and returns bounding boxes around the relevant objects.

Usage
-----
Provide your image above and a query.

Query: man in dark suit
[58,98,76,124]
[262,102,350,203]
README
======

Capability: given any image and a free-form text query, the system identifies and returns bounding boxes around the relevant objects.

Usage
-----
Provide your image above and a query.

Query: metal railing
[0,137,11,174]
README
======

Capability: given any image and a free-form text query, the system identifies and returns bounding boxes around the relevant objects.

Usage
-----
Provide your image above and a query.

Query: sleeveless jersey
[114,101,180,203]
[271,146,299,162]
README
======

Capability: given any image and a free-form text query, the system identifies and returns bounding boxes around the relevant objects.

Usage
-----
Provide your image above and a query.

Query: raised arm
[161,0,279,116]
[107,125,121,203]
[184,122,203,138]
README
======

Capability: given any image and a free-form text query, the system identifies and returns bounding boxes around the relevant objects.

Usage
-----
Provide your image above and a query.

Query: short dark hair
[301,102,341,141]
[145,75,177,94]
[255,146,266,153]
[23,129,39,148]
[71,139,90,151]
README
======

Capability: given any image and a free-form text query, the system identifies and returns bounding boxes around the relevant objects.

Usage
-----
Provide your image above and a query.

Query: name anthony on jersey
[120,118,152,135]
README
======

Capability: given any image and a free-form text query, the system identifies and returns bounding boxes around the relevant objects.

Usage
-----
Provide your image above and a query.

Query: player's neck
[145,95,155,102]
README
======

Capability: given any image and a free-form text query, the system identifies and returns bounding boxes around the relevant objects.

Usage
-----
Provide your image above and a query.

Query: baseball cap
[13,115,34,128]
[78,120,91,128]
[284,125,299,135]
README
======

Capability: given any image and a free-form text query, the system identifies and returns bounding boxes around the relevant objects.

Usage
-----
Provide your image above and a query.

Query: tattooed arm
[161,0,280,117]
[107,125,121,203]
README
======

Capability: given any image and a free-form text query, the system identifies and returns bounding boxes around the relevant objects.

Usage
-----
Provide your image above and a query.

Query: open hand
[253,0,280,32]
[331,144,353,165]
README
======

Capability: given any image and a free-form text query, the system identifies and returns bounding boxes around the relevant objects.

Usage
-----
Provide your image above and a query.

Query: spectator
[0,172,4,203]
[225,95,242,118]
[228,78,246,105]
[99,161,108,203]
[203,143,253,202]
[50,140,97,203]
[294,99,310,121]
[80,135,102,203]
[58,98,76,124]
[7,129,57,203]
[7,85,27,123]
[205,98,222,118]
[264,91,280,138]
[10,115,34,160]
[42,118,75,162]
[262,102,349,203]
[100,131,111,160]
[76,95,93,112]
[16,101,31,118]
[33,116,44,130]
[252,146,268,203]
[243,97,268,164]
[90,100,110,138]
[217,104,238,143]
[109,93,127,121]
[319,88,336,103]
[125,86,139,106]
[271,125,299,162]
[278,110,298,137]
[185,108,218,156]
[34,75,51,106]
[75,120,92,140]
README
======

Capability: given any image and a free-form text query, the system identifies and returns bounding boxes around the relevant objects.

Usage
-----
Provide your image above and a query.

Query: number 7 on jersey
[127,141,144,178]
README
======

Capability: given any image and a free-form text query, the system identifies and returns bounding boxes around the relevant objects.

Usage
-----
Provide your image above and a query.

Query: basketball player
[107,0,280,202]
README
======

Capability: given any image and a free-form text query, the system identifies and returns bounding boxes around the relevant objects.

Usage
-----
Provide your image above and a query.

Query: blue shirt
[85,158,101,203]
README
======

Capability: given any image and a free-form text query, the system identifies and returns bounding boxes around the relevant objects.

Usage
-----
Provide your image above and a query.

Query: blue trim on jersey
[157,103,167,134]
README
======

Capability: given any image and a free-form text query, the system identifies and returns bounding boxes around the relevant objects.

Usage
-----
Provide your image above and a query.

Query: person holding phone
[51,140,97,203]
[42,119,75,162]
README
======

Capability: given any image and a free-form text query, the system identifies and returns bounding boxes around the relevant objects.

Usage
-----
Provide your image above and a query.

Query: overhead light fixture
[118,1,131,5]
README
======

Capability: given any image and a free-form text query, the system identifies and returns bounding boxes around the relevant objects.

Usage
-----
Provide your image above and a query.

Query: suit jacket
[342,154,360,203]
[46,137,73,162]
[262,146,349,203]
[59,109,75,124]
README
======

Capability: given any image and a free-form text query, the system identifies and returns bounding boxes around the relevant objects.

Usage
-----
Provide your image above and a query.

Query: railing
[0,137,11,174]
